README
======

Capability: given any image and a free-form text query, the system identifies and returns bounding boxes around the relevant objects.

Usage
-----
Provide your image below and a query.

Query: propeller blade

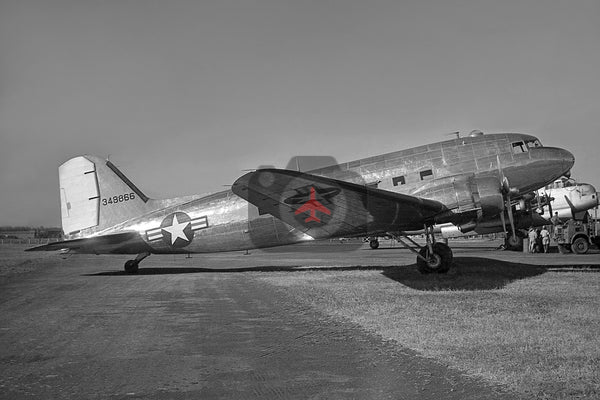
[564,195,577,219]
[507,197,517,238]
[497,155,517,238]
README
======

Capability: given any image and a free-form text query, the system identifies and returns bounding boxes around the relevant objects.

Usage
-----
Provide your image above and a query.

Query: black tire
[124,260,139,273]
[433,242,453,273]
[571,237,589,254]
[417,243,453,274]
[369,240,380,249]
[505,234,523,251]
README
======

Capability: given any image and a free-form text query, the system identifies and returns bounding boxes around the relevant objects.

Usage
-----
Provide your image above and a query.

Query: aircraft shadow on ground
[83,265,382,276]
[381,257,549,291]
[85,257,599,292]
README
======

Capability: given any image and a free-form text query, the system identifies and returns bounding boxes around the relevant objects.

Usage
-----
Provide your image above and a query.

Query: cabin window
[419,170,433,180]
[526,139,542,148]
[511,141,528,154]
[392,176,405,186]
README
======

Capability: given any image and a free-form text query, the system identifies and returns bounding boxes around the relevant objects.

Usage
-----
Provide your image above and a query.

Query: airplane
[293,187,332,223]
[397,179,599,250]
[28,131,574,274]
[535,177,598,222]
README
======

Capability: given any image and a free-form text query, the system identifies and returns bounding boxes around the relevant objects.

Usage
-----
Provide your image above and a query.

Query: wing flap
[232,169,448,239]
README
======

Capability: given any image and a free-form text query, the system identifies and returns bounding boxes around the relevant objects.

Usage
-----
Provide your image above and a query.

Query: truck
[553,219,600,254]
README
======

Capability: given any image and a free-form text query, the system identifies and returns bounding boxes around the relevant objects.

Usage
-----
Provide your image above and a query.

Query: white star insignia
[161,213,191,245]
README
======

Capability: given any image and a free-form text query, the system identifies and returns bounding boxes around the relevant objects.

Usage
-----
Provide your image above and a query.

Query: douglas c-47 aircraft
[28,132,574,274]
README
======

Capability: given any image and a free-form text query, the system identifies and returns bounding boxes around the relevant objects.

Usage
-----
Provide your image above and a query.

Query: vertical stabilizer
[59,156,153,237]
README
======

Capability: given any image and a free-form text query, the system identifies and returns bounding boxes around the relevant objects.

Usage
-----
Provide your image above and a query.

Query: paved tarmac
[2,241,599,399]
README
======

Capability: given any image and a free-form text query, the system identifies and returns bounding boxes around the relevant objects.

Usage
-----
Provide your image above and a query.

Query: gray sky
[1,0,599,227]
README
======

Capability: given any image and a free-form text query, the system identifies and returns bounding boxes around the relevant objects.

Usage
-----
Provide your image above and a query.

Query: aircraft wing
[26,231,150,254]
[232,168,449,239]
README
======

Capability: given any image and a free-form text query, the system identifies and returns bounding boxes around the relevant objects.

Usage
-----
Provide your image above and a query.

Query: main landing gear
[388,225,453,274]
[124,252,150,273]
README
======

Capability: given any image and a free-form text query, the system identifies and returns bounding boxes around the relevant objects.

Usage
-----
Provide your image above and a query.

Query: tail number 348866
[102,193,136,206]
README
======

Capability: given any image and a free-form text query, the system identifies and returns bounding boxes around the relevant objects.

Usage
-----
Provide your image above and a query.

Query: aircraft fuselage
[69,133,575,254]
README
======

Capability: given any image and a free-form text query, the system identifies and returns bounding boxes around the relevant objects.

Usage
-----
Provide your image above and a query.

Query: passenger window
[511,141,528,154]
[392,176,405,186]
[420,170,433,181]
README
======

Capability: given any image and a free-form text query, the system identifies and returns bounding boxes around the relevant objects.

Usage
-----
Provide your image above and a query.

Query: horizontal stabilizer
[26,232,150,255]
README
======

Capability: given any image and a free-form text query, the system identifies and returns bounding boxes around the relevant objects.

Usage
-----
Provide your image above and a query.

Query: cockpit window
[547,178,576,189]
[511,141,528,154]
[526,139,543,148]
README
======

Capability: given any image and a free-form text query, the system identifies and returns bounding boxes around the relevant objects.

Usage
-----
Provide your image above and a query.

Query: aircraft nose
[551,147,575,176]
[561,148,575,171]
[529,146,575,181]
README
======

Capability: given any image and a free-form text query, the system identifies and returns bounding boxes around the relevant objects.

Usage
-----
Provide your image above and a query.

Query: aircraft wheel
[571,237,589,254]
[433,242,453,273]
[505,234,523,251]
[417,243,453,274]
[124,260,139,273]
[369,239,380,249]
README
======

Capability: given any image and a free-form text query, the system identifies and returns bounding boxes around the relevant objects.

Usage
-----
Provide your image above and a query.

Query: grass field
[258,259,600,399]
[0,244,53,279]
[2,244,599,398]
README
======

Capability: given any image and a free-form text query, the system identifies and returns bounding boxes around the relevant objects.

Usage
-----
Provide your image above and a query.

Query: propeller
[497,156,518,241]
[564,195,578,220]
[535,190,554,217]
[545,191,554,217]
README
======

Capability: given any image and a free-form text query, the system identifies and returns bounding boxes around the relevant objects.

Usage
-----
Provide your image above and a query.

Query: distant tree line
[0,226,63,239]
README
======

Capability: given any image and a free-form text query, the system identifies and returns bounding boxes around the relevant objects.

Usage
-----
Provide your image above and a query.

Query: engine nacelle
[412,175,504,224]
[474,176,506,218]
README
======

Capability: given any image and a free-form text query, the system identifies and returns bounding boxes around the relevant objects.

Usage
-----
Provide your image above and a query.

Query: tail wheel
[417,243,453,274]
[369,239,380,249]
[124,260,139,273]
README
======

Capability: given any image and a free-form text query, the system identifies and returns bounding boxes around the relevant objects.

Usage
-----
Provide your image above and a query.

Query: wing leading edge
[232,168,449,239]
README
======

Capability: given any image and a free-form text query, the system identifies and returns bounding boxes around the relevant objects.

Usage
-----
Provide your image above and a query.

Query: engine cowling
[474,176,506,218]
[411,175,505,225]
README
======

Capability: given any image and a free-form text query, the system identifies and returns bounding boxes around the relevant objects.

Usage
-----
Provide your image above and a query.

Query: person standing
[540,226,550,253]
[528,227,538,253]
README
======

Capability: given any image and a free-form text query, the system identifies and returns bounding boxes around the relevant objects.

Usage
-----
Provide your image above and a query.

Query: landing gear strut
[124,252,150,273]
[387,225,453,274]
[417,242,453,274]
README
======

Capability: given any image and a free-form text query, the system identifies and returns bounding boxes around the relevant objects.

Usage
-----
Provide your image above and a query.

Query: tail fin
[59,155,153,236]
